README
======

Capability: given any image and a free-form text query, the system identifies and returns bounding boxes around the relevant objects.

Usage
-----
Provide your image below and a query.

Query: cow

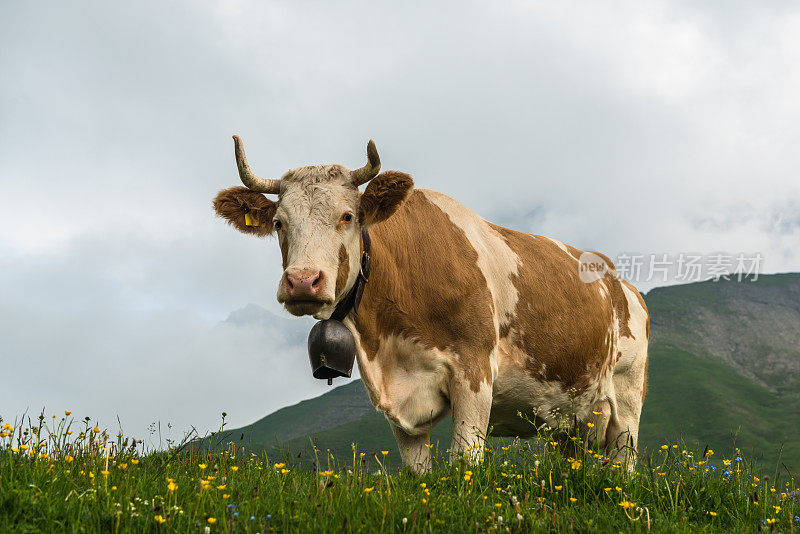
[213,136,649,473]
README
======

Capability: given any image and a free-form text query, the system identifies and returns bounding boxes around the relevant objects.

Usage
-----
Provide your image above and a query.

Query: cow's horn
[350,140,381,186]
[233,135,281,194]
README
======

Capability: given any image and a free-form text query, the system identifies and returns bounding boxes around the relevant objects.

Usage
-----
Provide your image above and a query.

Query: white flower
[402,517,408,525]
[516,514,523,521]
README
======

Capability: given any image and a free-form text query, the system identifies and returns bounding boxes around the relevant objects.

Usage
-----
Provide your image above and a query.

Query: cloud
[1,0,799,432]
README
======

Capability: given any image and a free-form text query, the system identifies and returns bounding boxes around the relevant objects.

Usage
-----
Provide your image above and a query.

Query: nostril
[311,272,323,288]
[285,275,295,290]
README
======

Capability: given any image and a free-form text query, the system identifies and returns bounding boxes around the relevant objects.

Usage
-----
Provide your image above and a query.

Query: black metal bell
[308,319,356,385]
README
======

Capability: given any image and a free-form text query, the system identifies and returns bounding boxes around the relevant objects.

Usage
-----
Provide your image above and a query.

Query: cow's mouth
[283,299,329,317]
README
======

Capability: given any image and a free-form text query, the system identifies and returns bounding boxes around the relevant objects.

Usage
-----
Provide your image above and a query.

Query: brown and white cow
[213,137,649,472]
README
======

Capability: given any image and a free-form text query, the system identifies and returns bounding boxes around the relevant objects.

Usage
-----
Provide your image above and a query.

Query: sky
[1,1,799,442]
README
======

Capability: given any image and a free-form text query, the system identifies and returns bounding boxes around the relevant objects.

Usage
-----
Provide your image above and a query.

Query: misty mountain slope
[207,274,800,471]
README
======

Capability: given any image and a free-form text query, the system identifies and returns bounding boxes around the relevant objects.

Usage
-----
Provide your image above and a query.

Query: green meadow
[1,412,798,533]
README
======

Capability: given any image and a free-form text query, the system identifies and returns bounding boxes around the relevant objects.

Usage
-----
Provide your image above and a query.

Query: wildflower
[154,515,166,523]
[223,494,230,499]
[549,441,558,447]
[464,473,471,482]
[231,466,239,471]
[661,445,668,450]
[207,517,217,524]
[495,503,502,508]
[421,498,427,503]
[65,411,71,416]
[707,449,714,456]
[570,460,581,470]
[723,459,731,466]
[274,463,285,469]
[402,518,408,525]
[381,451,389,456]
[20,444,29,451]
[555,485,562,491]
[709,511,717,517]
[111,486,116,490]
[65,455,74,463]
[66,430,73,435]
[118,463,127,470]
[364,487,374,493]
[420,483,426,488]
[570,497,577,502]
[199,463,208,470]
[93,427,100,433]
[168,481,178,491]
[615,486,622,492]
[1,423,12,430]
[734,456,743,462]
[619,501,636,510]
[101,470,109,477]
[280,469,290,474]
[131,459,139,465]
[604,487,612,492]
[766,518,776,525]
[774,506,782,513]
[587,422,595,428]
[216,485,226,490]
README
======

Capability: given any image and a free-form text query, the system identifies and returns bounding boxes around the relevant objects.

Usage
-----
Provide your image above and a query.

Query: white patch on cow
[420,189,521,335]
[346,326,452,436]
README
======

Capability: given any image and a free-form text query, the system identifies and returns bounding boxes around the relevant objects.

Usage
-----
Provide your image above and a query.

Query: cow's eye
[340,212,353,224]
[273,220,283,230]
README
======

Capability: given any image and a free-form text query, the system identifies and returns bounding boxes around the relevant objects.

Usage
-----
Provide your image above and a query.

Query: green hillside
[206,273,800,472]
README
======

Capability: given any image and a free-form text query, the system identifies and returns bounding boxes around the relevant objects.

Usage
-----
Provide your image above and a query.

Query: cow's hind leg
[604,346,648,469]
[389,421,431,474]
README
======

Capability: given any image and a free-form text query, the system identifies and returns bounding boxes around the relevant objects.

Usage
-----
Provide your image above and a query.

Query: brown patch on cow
[641,355,649,403]
[335,244,349,295]
[213,187,276,237]
[358,171,414,227]
[353,190,495,393]
[603,273,633,339]
[279,238,288,269]
[489,224,617,394]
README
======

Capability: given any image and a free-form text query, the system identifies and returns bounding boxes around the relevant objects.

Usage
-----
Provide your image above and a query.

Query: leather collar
[329,228,370,322]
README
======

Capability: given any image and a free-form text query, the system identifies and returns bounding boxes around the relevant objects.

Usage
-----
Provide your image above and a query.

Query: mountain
[204,274,800,472]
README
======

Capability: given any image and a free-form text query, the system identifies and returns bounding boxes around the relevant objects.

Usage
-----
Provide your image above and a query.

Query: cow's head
[213,136,413,319]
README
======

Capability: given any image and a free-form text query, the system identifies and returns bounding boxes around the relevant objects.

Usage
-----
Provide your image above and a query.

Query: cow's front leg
[389,420,431,474]
[450,379,492,464]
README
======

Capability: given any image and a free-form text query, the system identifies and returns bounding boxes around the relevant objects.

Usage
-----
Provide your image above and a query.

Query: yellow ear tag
[244,212,260,227]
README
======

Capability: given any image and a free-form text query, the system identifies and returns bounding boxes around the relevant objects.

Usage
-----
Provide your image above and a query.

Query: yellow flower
[555,485,562,491]
[274,463,285,469]
[364,486,374,493]
[549,441,558,447]
[66,430,73,435]
[619,501,636,510]
[216,485,226,490]
[20,444,29,451]
[154,515,166,523]
[280,469,290,474]
[207,517,217,524]
[1,423,12,430]
[231,466,239,471]
[661,445,668,450]
[381,451,389,456]
[707,449,714,456]
[65,410,71,416]
[223,494,230,499]
[168,481,178,491]
[766,518,777,525]
[495,503,502,508]
[0,432,8,438]
[111,486,116,490]
[723,459,731,466]
[570,497,577,502]
[65,455,74,463]
[131,459,139,465]
[93,427,100,434]
[118,463,127,470]
[570,460,582,470]
[709,511,717,517]
[199,463,207,470]
[615,486,622,492]
[420,483,426,488]
[422,498,427,503]
[464,474,471,482]
[587,422,595,428]
[100,470,109,477]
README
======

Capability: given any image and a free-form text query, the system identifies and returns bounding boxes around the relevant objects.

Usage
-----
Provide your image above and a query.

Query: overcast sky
[1,1,799,442]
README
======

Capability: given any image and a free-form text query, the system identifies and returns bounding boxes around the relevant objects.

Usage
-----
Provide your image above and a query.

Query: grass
[1,412,799,532]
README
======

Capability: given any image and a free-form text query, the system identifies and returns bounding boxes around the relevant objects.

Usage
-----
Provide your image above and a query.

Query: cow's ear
[358,171,414,227]
[213,187,276,236]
